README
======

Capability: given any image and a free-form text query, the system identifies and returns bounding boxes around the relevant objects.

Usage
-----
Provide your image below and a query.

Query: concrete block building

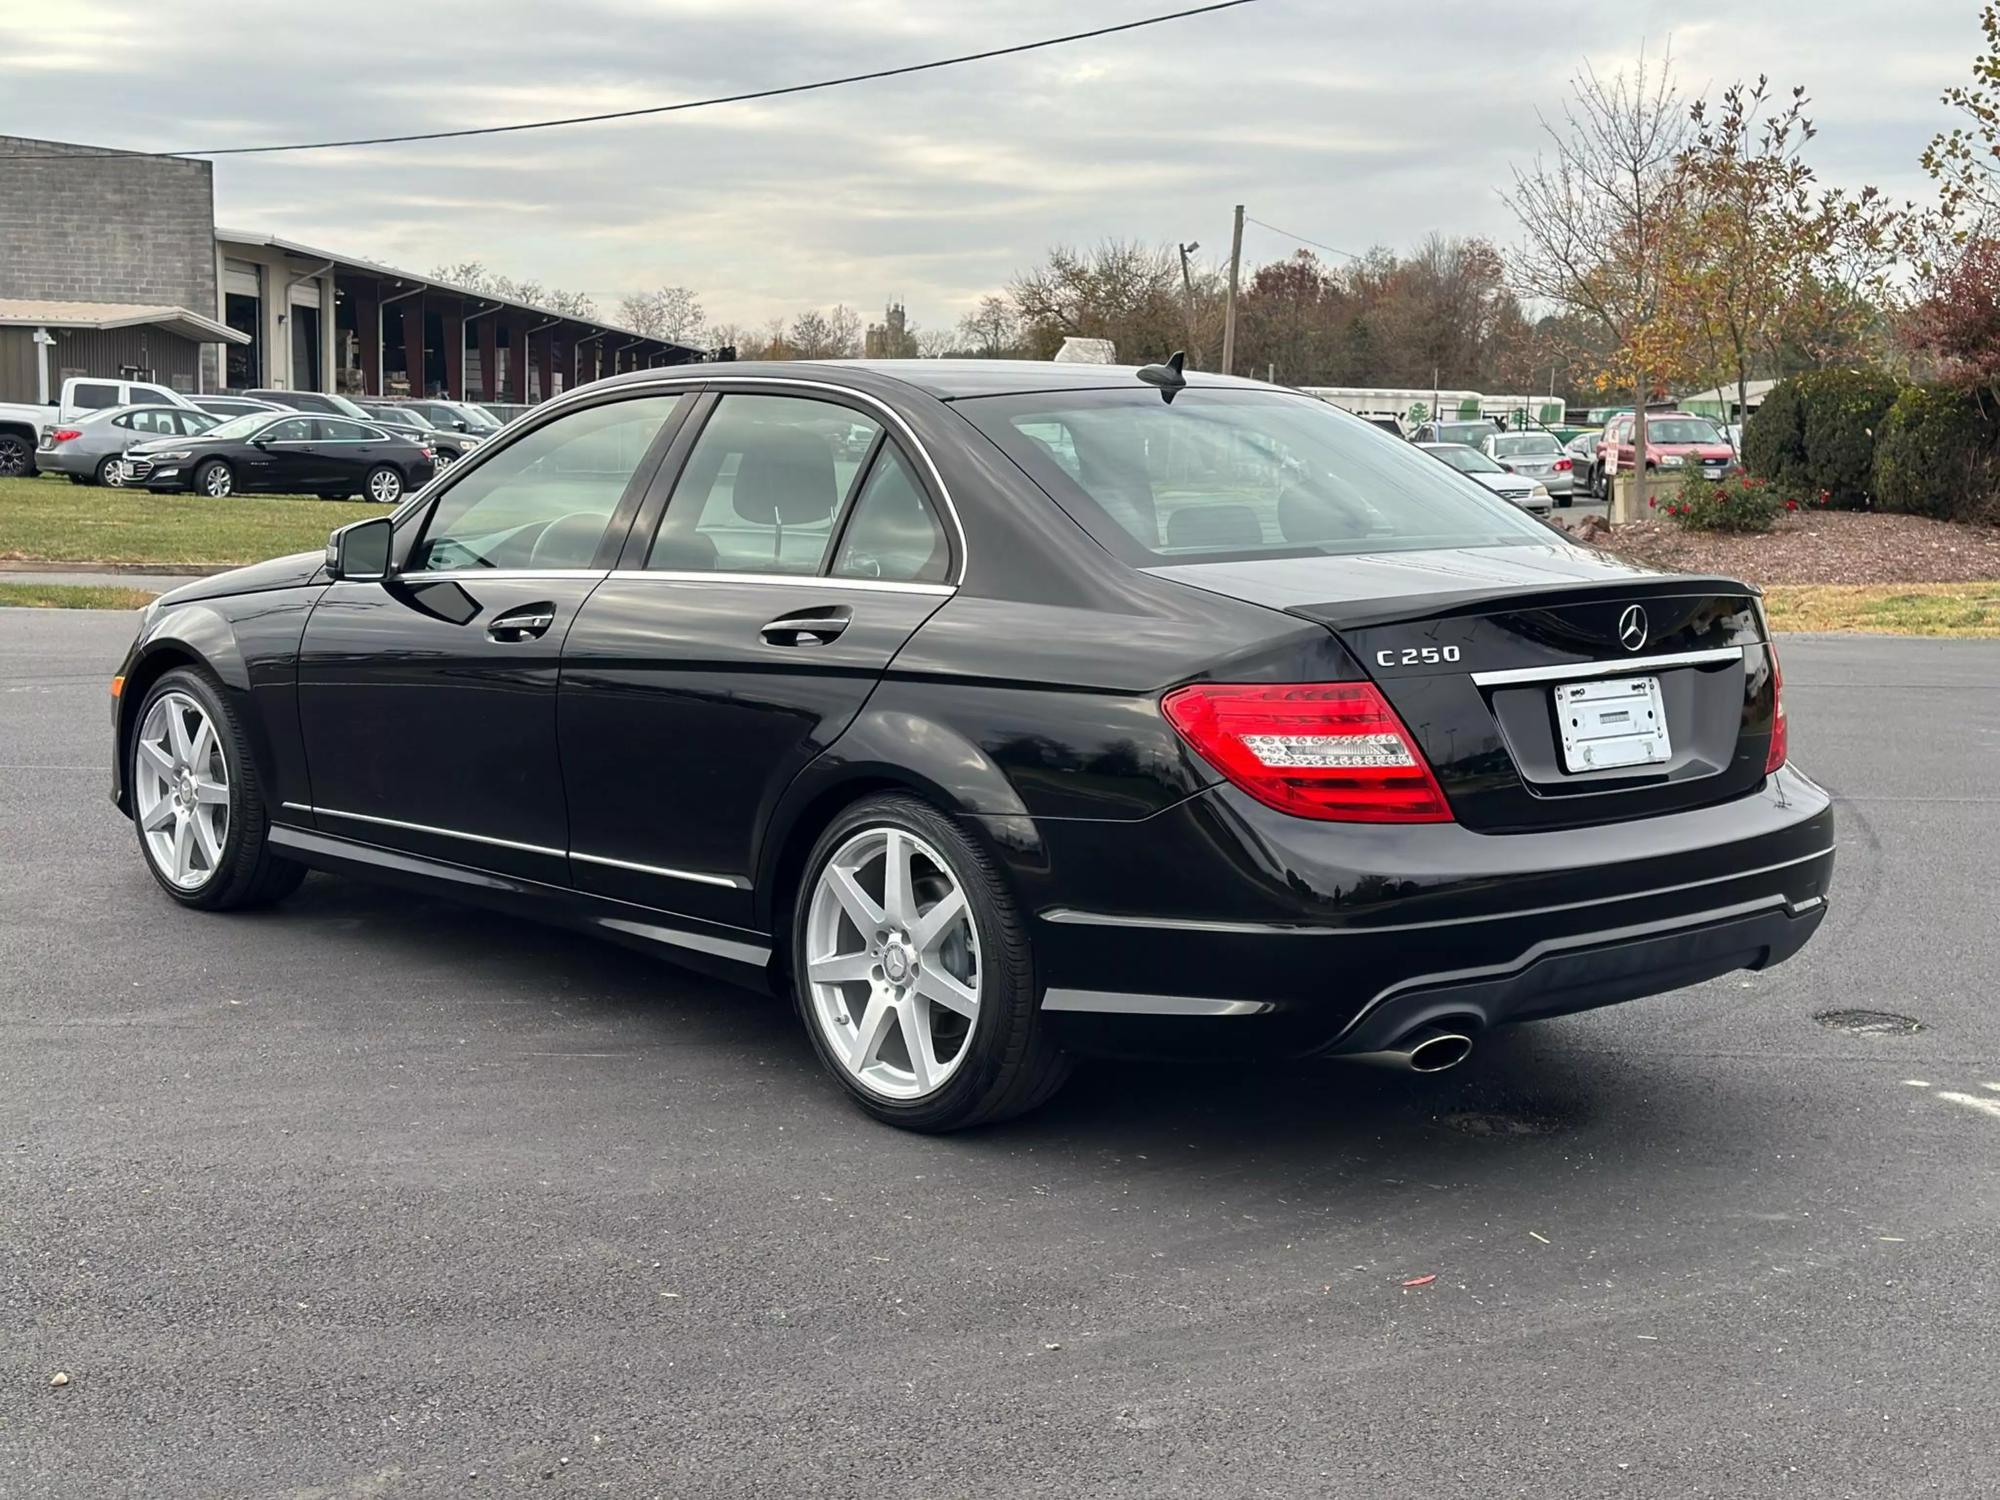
[0,135,703,407]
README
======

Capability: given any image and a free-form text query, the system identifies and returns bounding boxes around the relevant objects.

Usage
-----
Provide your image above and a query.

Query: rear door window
[832,445,950,584]
[71,382,120,410]
[647,395,879,574]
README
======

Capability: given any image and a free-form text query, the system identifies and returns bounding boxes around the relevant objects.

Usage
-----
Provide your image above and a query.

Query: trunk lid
[1148,541,1778,832]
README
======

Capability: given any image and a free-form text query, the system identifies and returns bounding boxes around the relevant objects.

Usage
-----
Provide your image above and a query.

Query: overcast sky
[3,0,1978,335]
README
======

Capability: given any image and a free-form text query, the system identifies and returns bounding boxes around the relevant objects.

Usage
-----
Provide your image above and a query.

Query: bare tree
[788,305,862,360]
[957,295,1024,358]
[432,261,591,316]
[915,326,960,358]
[1508,46,1694,509]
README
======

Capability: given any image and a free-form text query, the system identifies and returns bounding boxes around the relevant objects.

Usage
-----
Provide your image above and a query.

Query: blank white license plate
[1556,675,1670,772]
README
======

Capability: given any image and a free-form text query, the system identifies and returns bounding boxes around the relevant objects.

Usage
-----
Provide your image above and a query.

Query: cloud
[3,0,1979,331]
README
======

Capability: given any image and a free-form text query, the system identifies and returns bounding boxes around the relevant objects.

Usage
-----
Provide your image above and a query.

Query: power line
[0,1,1263,162]
[1243,214,1363,262]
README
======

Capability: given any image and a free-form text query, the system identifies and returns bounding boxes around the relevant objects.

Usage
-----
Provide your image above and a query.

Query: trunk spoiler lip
[1275,573,1762,633]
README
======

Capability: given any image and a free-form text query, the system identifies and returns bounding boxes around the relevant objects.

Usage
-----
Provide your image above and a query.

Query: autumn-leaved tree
[1508,49,1694,501]
[1661,79,1903,425]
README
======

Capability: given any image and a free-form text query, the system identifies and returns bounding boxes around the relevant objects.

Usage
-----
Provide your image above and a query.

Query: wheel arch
[753,706,1038,944]
[115,613,263,815]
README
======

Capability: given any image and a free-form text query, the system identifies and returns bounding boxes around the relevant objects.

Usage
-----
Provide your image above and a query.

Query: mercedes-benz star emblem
[1617,604,1649,652]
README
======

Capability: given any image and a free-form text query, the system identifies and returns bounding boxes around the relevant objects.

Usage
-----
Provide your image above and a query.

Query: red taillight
[1553,457,1572,472]
[1764,642,1788,773]
[1161,682,1453,823]
[51,428,82,443]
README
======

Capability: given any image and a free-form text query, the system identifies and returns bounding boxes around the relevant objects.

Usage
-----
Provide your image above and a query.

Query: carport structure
[214,231,703,402]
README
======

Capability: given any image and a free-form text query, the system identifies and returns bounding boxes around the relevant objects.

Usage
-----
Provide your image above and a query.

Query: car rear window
[957,388,1548,565]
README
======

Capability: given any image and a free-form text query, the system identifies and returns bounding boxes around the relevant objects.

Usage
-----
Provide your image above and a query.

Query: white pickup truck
[0,377,200,478]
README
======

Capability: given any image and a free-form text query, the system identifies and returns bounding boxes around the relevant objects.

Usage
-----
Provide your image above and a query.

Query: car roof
[581,358,1283,403]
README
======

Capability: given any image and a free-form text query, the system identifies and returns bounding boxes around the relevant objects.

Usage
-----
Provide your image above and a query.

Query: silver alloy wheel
[368,467,402,504]
[805,826,982,1101]
[201,463,232,497]
[134,690,230,890]
[102,457,127,487]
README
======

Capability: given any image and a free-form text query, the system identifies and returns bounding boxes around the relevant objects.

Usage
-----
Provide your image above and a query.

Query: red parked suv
[1587,413,1741,499]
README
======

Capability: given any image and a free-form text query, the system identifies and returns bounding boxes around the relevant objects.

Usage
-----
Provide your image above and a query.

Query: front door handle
[487,603,557,642]
[760,605,851,647]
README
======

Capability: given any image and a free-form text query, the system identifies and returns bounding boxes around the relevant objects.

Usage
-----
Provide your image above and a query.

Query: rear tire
[98,455,127,487]
[791,794,1070,1131]
[0,432,32,479]
[365,465,403,505]
[195,459,234,498]
[128,667,306,911]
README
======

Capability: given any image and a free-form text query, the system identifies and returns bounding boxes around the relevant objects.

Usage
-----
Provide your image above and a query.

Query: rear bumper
[999,764,1834,1059]
[34,446,89,476]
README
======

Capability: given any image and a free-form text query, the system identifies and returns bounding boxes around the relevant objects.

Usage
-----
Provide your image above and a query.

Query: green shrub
[1872,384,2000,522]
[1742,377,1806,491]
[1797,368,1902,508]
[1658,470,1798,532]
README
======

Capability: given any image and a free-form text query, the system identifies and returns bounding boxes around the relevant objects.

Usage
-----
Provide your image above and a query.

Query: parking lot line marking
[1936,1091,2000,1122]
[1902,1079,1932,1088]
[1983,1082,2000,1093]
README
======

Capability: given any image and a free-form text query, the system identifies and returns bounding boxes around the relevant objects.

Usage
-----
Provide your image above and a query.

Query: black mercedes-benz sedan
[125,410,437,503]
[107,360,1832,1131]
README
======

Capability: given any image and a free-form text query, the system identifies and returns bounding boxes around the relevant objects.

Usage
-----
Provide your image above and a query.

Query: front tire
[792,794,1069,1131]
[0,432,32,479]
[129,667,305,910]
[195,459,234,498]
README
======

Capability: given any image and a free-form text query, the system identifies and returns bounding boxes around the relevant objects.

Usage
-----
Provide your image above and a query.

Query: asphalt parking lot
[4,607,1997,1499]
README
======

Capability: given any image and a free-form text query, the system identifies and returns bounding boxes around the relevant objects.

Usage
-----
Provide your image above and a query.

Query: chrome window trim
[1470,645,1743,688]
[571,850,749,890]
[606,568,953,598]
[488,372,969,587]
[394,567,610,582]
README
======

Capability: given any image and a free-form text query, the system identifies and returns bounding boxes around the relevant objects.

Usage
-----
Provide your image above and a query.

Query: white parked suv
[0,377,200,478]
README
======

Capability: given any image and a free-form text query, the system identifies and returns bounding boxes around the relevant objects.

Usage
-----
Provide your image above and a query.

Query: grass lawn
[1764,582,2000,636]
[0,581,159,610]
[0,474,375,567]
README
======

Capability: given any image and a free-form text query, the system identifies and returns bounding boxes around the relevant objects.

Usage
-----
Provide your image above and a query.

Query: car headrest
[1165,503,1263,550]
[731,428,838,526]
[1277,488,1346,545]
[528,511,610,569]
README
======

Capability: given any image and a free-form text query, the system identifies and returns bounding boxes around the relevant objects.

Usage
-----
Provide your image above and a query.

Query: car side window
[265,417,314,442]
[177,412,216,436]
[134,410,179,434]
[647,395,880,574]
[410,393,684,573]
[72,382,119,410]
[832,444,950,584]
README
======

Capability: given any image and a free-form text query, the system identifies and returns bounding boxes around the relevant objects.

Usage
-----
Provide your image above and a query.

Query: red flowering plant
[1662,468,1788,532]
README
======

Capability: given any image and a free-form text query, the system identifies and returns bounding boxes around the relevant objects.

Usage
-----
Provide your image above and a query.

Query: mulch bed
[1555,510,2000,586]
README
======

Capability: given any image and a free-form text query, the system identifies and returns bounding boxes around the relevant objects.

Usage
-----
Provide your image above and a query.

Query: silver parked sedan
[1481,431,1575,504]
[1417,441,1552,516]
[36,404,218,486]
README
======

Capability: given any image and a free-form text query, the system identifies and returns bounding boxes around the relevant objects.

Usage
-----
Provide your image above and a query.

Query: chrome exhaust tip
[1348,1024,1476,1074]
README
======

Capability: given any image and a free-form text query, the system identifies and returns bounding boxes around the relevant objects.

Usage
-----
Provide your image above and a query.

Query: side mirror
[326,515,393,582]
[251,435,271,448]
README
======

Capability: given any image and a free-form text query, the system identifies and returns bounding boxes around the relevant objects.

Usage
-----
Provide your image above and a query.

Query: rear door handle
[760,606,851,647]
[487,603,557,642]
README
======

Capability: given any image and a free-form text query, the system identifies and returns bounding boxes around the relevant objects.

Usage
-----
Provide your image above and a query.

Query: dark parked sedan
[124,411,437,503]
[107,361,1832,1131]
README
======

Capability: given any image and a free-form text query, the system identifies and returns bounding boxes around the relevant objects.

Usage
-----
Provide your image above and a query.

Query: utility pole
[1221,204,1244,376]
[1177,241,1201,364]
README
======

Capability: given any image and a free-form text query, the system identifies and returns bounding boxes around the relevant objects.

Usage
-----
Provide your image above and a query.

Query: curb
[0,560,228,577]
